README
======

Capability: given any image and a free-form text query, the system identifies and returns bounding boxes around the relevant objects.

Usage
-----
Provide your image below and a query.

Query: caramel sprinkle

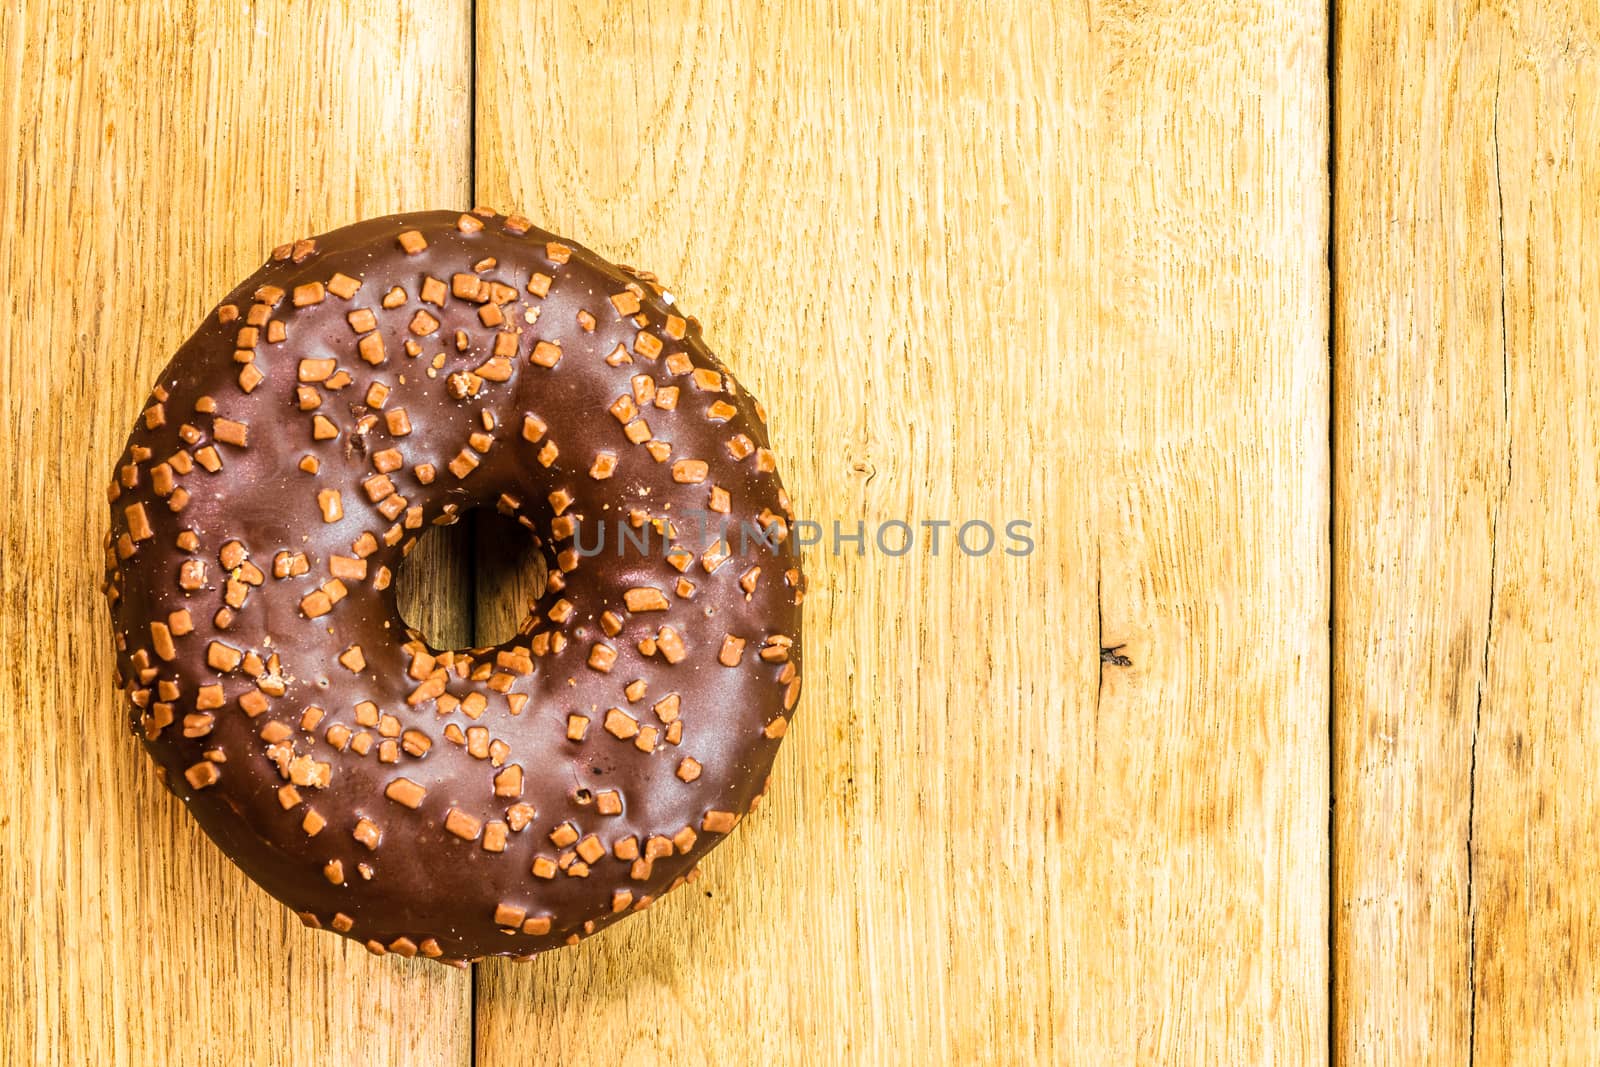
[577,835,605,864]
[184,762,220,790]
[353,818,381,850]
[624,587,669,612]
[672,460,708,484]
[531,340,562,368]
[702,811,737,833]
[205,641,242,673]
[385,777,426,809]
[445,808,483,841]
[657,627,687,664]
[494,765,524,797]
[213,418,249,447]
[359,333,386,365]
[125,503,154,542]
[604,708,639,740]
[328,273,361,299]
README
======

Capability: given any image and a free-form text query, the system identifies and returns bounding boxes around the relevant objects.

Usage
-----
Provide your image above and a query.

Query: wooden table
[2,2,1595,1063]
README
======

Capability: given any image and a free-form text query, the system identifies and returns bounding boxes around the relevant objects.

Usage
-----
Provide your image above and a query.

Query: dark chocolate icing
[102,211,803,962]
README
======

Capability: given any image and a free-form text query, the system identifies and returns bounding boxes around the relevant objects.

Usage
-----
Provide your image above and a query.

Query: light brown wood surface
[471,1,1329,1063]
[0,2,473,1065]
[23,0,1600,1064]
[1334,2,1600,1064]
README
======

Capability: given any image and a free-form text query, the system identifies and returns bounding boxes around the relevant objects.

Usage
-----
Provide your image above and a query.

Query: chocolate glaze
[102,211,803,962]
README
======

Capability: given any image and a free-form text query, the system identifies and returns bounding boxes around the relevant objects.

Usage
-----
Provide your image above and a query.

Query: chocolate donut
[101,210,803,963]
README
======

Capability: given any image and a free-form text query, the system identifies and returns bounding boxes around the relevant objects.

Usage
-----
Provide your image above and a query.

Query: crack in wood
[1467,51,1513,1067]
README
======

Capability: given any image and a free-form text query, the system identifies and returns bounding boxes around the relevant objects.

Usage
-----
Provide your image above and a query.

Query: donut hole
[393,508,550,651]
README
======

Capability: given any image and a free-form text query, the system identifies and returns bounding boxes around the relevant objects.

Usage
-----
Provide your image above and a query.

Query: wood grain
[1334,2,1600,1063]
[472,2,1330,1062]
[0,2,473,1064]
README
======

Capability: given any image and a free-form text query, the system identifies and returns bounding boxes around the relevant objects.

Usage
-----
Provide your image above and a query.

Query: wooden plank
[0,2,473,1063]
[1334,2,1600,1062]
[472,2,1329,1062]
